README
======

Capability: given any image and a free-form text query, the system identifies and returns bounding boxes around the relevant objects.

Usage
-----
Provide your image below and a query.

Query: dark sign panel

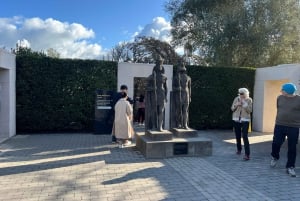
[96,94,112,109]
[94,90,114,134]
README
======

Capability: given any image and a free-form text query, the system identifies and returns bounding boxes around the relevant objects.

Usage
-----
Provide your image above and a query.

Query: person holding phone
[231,88,253,160]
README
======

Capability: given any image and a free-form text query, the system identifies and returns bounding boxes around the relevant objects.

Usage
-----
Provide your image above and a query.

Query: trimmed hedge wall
[16,54,255,133]
[16,55,117,133]
[187,66,256,129]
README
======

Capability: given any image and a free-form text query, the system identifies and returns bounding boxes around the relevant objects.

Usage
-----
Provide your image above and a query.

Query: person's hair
[121,92,127,98]
[238,88,250,98]
[120,85,128,90]
[139,94,144,102]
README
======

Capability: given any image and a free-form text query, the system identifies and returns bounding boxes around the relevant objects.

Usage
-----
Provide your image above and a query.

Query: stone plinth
[136,132,212,159]
[146,130,173,141]
[171,128,198,138]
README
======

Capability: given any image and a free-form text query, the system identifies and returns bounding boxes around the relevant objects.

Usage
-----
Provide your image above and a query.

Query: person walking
[112,92,134,148]
[231,88,253,160]
[270,83,300,177]
[111,85,133,143]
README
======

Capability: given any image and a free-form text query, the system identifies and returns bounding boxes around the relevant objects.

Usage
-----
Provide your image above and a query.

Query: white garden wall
[0,49,16,142]
[253,64,300,132]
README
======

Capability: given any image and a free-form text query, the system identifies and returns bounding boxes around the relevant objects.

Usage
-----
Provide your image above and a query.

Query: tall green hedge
[16,55,117,133]
[187,66,256,129]
[16,54,255,133]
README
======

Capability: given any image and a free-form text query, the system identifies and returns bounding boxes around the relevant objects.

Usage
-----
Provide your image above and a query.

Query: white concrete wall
[0,49,16,142]
[118,62,173,129]
[253,64,300,132]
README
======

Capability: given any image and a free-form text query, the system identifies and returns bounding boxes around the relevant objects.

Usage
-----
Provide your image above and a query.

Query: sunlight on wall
[263,80,289,132]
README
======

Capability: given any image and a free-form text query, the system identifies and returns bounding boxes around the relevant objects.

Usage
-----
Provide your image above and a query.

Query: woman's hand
[235,101,242,107]
[242,100,248,108]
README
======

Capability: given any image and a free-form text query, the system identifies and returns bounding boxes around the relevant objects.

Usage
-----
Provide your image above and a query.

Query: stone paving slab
[0,130,299,201]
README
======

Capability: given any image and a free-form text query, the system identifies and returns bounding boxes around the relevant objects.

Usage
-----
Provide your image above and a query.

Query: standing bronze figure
[173,62,191,129]
[145,56,168,131]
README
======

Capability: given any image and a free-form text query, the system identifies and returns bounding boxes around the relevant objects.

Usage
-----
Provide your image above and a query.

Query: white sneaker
[287,167,296,177]
[124,141,132,146]
[270,156,278,168]
[118,144,124,148]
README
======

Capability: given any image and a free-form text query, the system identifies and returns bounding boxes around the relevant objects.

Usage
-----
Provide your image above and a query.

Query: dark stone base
[136,132,212,159]
[145,130,173,141]
[171,128,198,138]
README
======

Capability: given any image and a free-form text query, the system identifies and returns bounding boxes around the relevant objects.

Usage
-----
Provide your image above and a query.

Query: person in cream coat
[231,88,253,160]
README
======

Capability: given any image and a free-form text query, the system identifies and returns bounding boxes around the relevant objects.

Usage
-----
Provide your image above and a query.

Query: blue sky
[0,0,172,59]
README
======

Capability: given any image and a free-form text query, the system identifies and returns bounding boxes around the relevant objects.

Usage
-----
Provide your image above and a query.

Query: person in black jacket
[111,85,133,143]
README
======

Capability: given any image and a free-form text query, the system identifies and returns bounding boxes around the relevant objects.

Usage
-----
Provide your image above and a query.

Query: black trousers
[271,124,299,168]
[233,121,250,156]
[137,108,145,123]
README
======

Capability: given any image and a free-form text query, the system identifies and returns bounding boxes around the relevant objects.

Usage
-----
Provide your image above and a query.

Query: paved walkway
[0,129,299,201]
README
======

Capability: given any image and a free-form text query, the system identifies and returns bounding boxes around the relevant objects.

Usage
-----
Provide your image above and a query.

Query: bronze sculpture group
[145,56,191,132]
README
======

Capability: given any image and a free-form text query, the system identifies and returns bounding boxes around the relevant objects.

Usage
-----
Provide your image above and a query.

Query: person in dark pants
[137,94,145,126]
[270,83,300,177]
[111,85,133,143]
[231,88,253,161]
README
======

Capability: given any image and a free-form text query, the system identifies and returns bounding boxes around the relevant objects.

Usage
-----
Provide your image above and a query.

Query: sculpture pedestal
[171,128,198,138]
[146,130,173,141]
[136,131,212,159]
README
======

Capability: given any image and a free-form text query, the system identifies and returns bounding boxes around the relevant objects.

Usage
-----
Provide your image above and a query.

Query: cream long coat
[112,98,134,139]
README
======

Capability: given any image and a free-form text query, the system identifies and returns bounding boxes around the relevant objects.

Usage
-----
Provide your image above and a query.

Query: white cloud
[132,17,183,55]
[0,17,105,59]
[133,17,172,43]
[17,39,31,48]
[0,16,182,59]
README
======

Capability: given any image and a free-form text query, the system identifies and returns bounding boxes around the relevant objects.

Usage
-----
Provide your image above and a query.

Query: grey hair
[238,88,250,98]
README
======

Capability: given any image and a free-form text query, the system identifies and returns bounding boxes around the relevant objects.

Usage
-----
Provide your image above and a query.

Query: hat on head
[282,83,297,94]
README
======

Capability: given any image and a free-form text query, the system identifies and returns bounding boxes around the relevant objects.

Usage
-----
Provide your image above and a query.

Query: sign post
[94,90,114,134]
